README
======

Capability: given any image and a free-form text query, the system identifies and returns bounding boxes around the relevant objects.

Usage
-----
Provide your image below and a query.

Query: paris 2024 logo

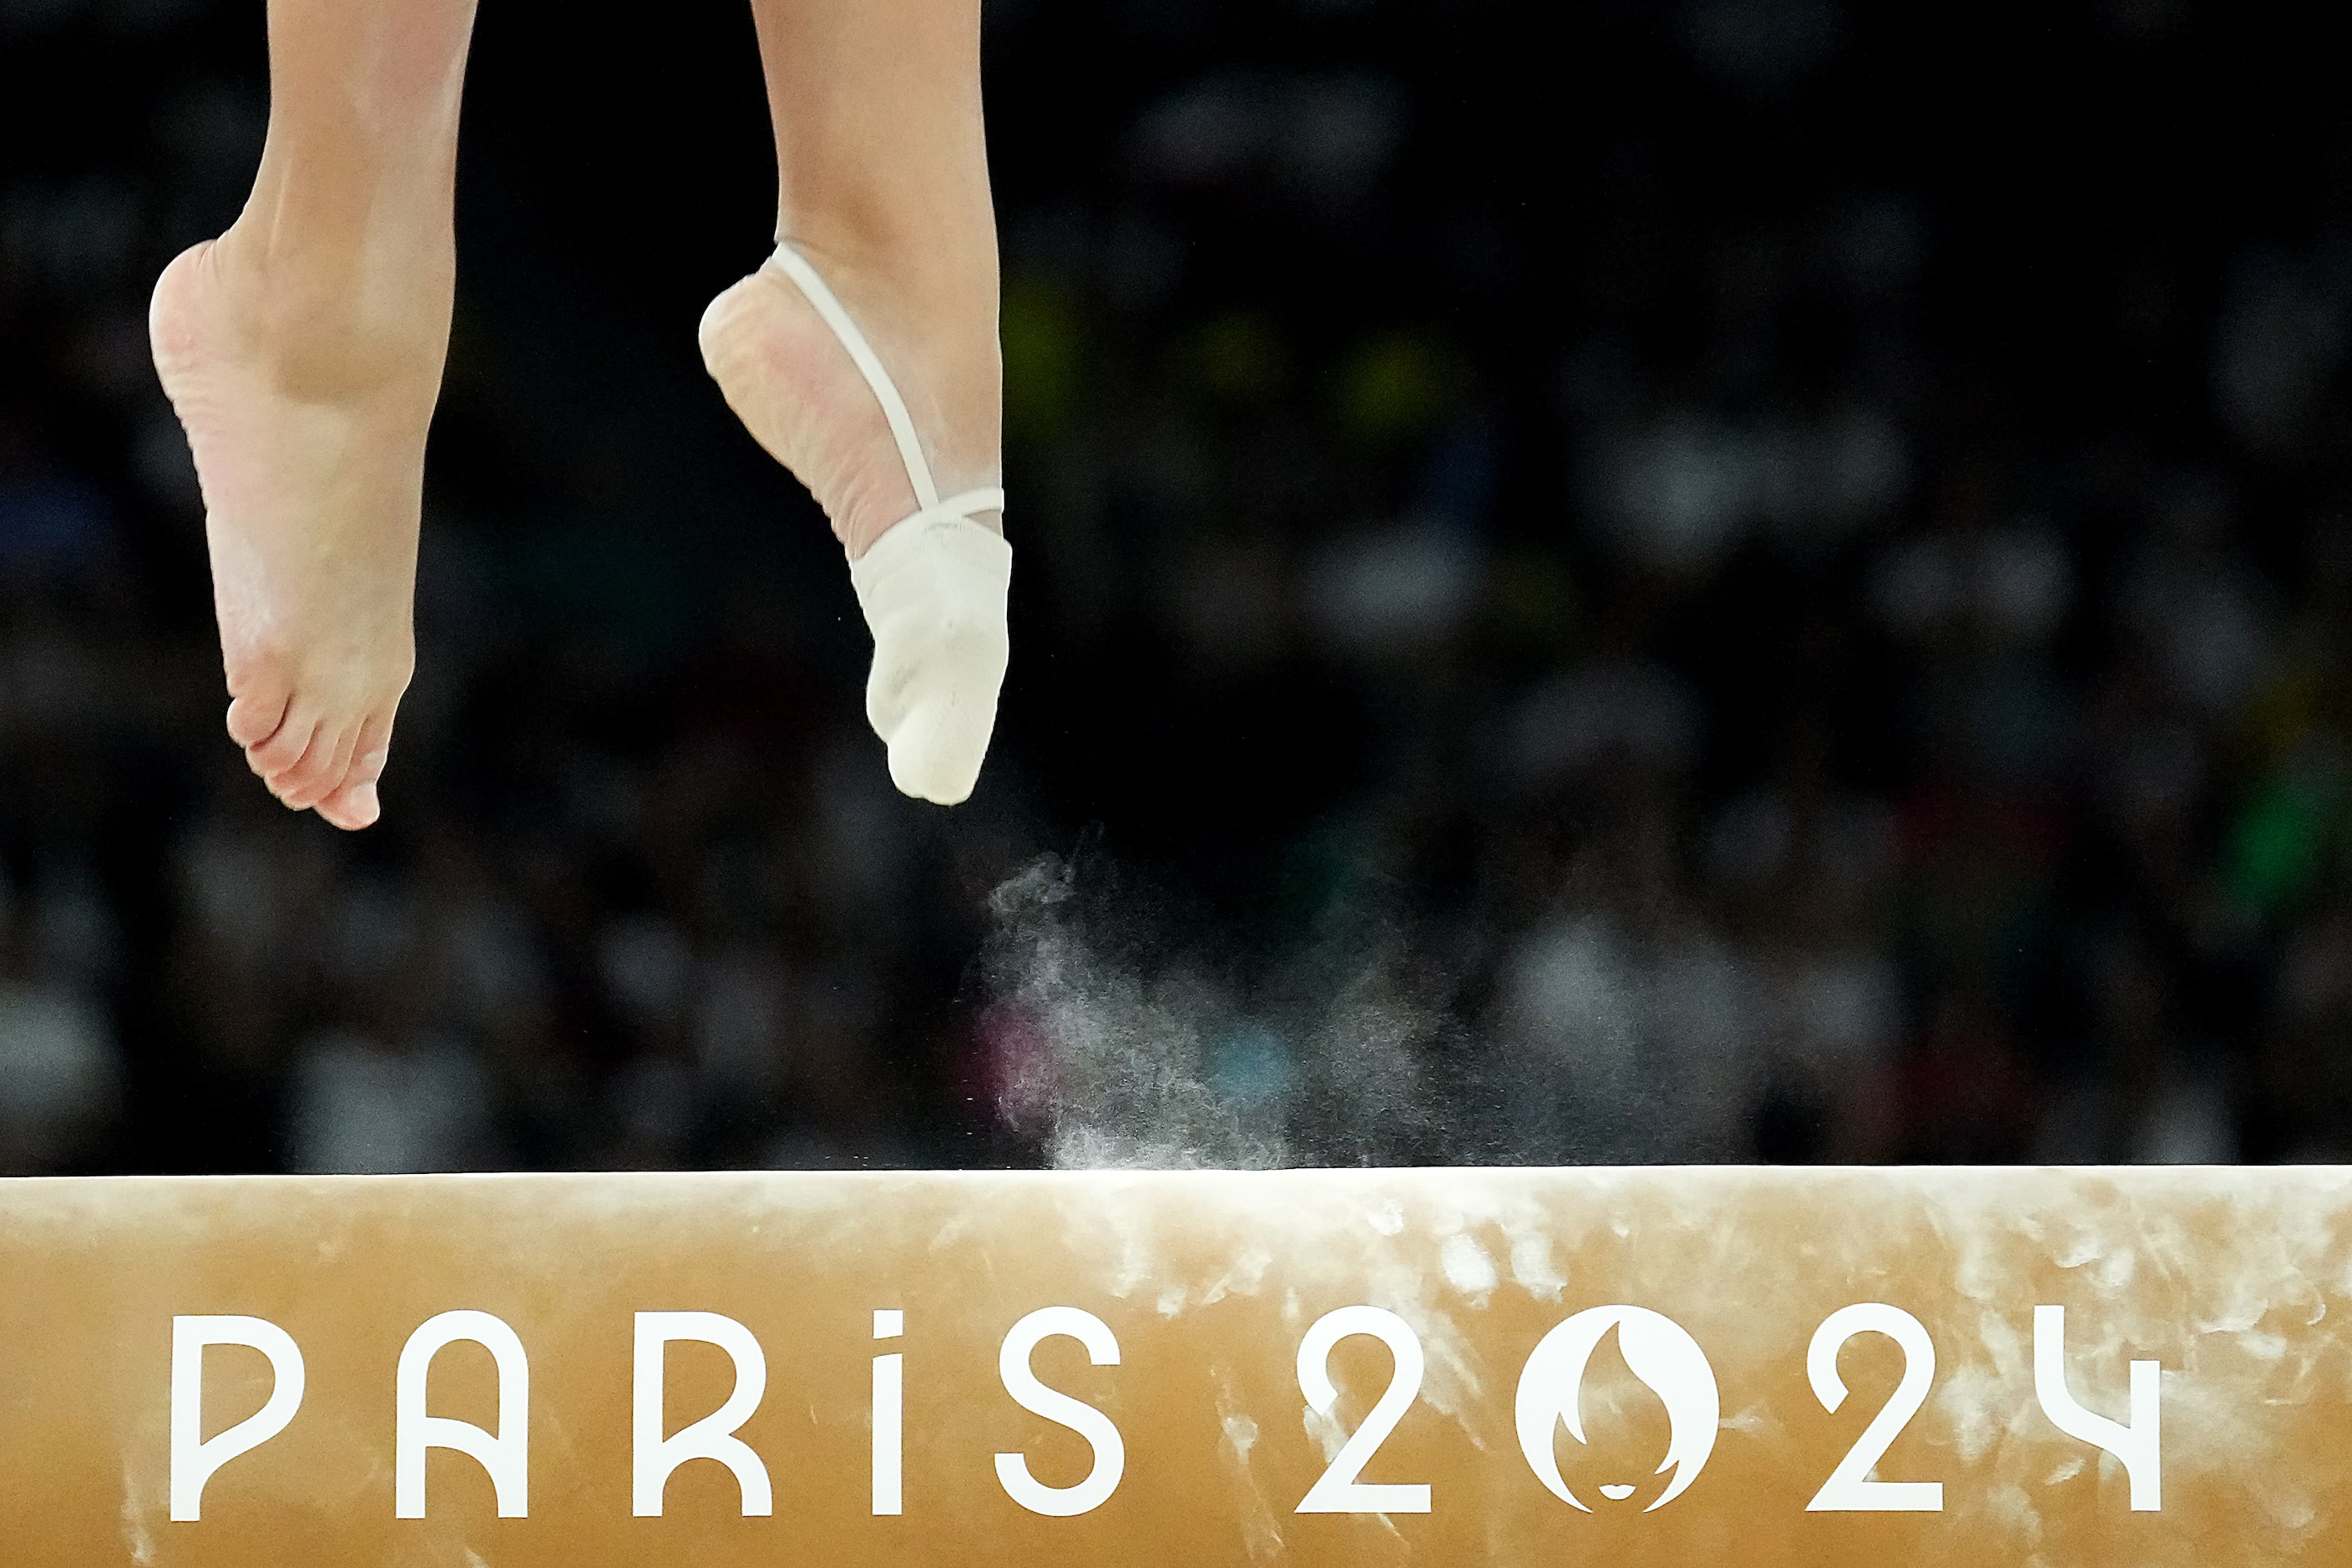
[1515,1306,1720,1512]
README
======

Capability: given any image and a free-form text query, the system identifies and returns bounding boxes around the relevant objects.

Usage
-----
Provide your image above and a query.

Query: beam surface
[2,1167,2347,1565]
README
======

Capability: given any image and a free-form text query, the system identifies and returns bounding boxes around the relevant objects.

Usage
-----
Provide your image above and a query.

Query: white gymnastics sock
[850,505,1011,804]
[765,244,1012,806]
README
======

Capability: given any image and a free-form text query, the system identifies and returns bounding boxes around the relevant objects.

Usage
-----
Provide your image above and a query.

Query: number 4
[1806,1302,1943,1512]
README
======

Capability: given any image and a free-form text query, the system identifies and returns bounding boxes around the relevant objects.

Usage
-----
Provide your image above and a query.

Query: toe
[225,686,291,751]
[275,721,358,810]
[247,711,318,784]
[309,711,395,827]
[352,710,397,786]
[313,777,382,832]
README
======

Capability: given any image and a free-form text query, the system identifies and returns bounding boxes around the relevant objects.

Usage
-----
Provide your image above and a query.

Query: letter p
[169,1315,306,1522]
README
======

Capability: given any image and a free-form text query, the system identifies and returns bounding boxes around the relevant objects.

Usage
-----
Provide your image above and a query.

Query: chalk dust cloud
[974,850,1727,1170]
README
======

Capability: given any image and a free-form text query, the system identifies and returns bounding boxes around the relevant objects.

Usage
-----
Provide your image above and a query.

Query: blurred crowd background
[4,0,2350,1176]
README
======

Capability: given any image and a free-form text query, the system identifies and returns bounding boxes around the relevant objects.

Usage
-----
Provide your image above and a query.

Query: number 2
[1294,1306,1431,1514]
[1805,1302,1943,1512]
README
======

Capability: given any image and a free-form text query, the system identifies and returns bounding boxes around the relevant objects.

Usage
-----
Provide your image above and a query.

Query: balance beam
[3,1167,2344,1565]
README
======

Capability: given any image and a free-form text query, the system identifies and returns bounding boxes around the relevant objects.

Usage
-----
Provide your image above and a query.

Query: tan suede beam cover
[2,1168,2347,1566]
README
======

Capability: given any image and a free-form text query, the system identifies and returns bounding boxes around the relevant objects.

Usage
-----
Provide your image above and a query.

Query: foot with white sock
[699,243,1010,806]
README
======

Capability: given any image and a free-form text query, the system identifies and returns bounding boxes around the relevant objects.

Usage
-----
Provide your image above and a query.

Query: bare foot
[150,237,431,830]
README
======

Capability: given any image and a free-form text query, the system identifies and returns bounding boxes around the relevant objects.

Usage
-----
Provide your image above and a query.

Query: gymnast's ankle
[202,220,453,402]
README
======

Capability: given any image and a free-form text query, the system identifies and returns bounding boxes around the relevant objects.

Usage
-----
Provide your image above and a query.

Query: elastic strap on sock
[908,486,1006,529]
[766,244,950,515]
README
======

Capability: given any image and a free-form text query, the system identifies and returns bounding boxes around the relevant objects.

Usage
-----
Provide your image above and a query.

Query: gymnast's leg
[700,0,1009,805]
[149,0,477,829]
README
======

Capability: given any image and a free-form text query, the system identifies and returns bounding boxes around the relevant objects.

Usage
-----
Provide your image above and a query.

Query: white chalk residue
[1439,1232,1500,1298]
[983,854,1469,1170]
[118,1459,155,1566]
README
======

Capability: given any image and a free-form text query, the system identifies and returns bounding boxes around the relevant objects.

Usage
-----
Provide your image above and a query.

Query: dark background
[3,0,2350,1174]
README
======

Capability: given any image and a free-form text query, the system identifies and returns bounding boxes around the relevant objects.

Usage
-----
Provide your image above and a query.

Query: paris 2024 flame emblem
[1515,1306,1719,1513]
